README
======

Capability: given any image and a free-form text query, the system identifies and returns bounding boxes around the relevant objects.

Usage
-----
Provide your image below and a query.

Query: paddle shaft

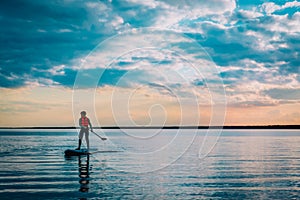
[91,130,107,140]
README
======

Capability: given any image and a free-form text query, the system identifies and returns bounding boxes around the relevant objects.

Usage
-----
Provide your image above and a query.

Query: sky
[0,0,299,127]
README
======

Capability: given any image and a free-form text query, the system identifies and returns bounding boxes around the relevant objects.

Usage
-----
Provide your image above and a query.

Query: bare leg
[76,129,84,150]
[76,139,82,150]
[85,131,89,150]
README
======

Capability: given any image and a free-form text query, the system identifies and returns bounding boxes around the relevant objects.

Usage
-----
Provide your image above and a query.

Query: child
[76,111,93,150]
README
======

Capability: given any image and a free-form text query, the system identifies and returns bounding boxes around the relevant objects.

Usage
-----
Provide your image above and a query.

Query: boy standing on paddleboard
[76,111,93,150]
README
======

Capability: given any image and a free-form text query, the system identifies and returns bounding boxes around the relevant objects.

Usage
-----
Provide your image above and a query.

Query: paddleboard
[64,149,90,156]
[92,150,122,154]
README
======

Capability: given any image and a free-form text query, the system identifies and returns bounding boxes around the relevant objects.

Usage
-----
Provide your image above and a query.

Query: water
[0,129,299,199]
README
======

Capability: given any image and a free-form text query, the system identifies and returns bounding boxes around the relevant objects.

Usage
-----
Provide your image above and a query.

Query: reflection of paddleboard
[64,149,90,156]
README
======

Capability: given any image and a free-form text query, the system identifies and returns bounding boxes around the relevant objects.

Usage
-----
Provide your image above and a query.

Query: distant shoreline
[0,125,299,129]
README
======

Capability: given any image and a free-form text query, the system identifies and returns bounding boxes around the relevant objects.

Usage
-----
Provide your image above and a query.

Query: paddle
[91,130,107,141]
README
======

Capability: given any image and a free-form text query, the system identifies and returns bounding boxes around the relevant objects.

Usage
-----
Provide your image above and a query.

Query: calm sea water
[0,129,299,199]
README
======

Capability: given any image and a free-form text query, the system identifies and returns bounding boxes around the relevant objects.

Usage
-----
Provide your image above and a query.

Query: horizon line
[0,125,299,129]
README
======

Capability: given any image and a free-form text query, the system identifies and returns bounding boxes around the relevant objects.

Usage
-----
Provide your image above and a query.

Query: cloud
[147,82,177,98]
[263,88,300,100]
[0,0,119,88]
[0,100,60,113]
[0,0,299,110]
[261,1,300,15]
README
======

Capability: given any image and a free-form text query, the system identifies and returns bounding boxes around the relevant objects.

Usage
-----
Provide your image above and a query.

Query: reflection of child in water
[78,155,90,193]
